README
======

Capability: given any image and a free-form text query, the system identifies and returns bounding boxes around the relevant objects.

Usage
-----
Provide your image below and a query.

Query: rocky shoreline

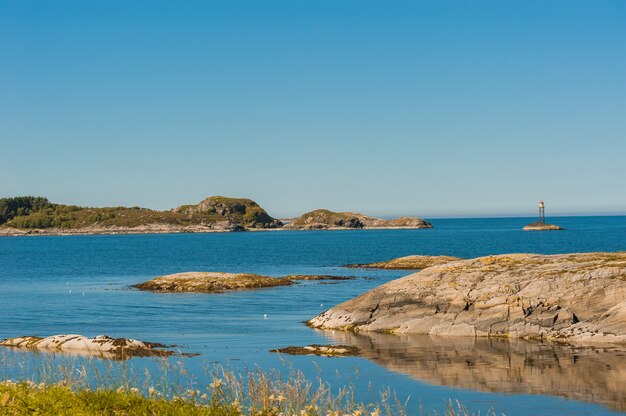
[308,252,626,346]
[0,224,434,237]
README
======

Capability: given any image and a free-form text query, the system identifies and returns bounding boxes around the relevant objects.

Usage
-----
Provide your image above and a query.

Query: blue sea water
[1,216,625,415]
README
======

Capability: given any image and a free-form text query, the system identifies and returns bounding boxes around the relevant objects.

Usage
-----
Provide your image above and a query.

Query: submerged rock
[284,275,356,281]
[523,222,564,231]
[285,209,432,230]
[308,252,626,346]
[133,273,357,293]
[270,344,360,357]
[0,335,178,359]
[346,255,462,270]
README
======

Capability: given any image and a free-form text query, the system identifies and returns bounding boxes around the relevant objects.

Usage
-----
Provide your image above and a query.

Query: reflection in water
[320,330,626,412]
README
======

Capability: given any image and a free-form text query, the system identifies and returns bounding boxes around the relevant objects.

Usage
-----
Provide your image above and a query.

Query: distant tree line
[0,196,53,225]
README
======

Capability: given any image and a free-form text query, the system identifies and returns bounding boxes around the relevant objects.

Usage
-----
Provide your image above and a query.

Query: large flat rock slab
[308,252,626,346]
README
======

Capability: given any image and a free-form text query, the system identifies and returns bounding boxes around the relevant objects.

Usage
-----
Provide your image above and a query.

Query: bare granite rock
[308,252,626,346]
[523,222,564,231]
[346,255,462,270]
[0,335,177,359]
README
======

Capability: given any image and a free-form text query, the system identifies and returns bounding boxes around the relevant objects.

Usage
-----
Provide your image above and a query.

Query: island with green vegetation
[0,196,434,236]
[284,209,432,230]
[0,195,282,236]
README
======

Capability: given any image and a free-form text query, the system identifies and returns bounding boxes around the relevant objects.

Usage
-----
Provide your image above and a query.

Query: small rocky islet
[0,335,180,359]
[283,209,432,230]
[345,254,462,270]
[523,221,564,231]
[133,272,356,293]
[270,344,360,357]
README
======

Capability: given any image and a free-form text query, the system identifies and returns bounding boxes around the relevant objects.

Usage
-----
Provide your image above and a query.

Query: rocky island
[284,209,432,230]
[271,344,360,357]
[346,254,462,269]
[0,195,282,236]
[0,334,179,359]
[0,196,436,236]
[523,221,564,231]
[308,252,626,346]
[133,272,356,293]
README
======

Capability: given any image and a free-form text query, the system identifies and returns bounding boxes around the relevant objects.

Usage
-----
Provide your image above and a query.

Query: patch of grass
[0,381,237,416]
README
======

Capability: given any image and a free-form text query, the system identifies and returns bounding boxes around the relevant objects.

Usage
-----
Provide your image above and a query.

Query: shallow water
[1,216,625,414]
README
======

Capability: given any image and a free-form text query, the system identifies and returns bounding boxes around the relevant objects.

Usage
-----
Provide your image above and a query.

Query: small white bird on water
[263,314,268,319]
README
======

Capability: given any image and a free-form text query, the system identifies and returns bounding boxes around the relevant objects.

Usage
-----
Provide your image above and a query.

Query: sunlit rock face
[0,335,177,359]
[319,331,626,412]
[309,252,626,345]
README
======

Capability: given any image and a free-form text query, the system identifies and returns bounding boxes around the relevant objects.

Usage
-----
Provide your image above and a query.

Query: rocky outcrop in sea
[0,335,178,359]
[346,255,461,269]
[285,209,432,230]
[308,252,626,346]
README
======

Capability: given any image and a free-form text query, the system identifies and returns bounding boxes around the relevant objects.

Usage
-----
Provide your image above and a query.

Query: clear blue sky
[1,1,625,218]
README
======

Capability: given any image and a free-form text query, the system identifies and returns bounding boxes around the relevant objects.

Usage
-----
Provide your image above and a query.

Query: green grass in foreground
[0,352,494,416]
[0,381,233,416]
[0,380,491,416]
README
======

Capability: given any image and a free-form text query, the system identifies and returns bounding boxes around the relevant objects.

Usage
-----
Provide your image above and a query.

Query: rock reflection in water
[319,330,626,412]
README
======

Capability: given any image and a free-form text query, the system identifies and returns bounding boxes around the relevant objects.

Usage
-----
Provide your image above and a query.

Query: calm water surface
[1,216,626,415]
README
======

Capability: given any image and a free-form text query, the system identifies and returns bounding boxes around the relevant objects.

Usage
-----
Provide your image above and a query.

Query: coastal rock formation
[134,272,293,293]
[0,195,282,236]
[320,331,626,411]
[523,222,564,231]
[133,273,357,293]
[0,335,176,359]
[285,209,432,230]
[346,255,462,270]
[270,344,360,357]
[308,252,626,346]
[173,196,282,229]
